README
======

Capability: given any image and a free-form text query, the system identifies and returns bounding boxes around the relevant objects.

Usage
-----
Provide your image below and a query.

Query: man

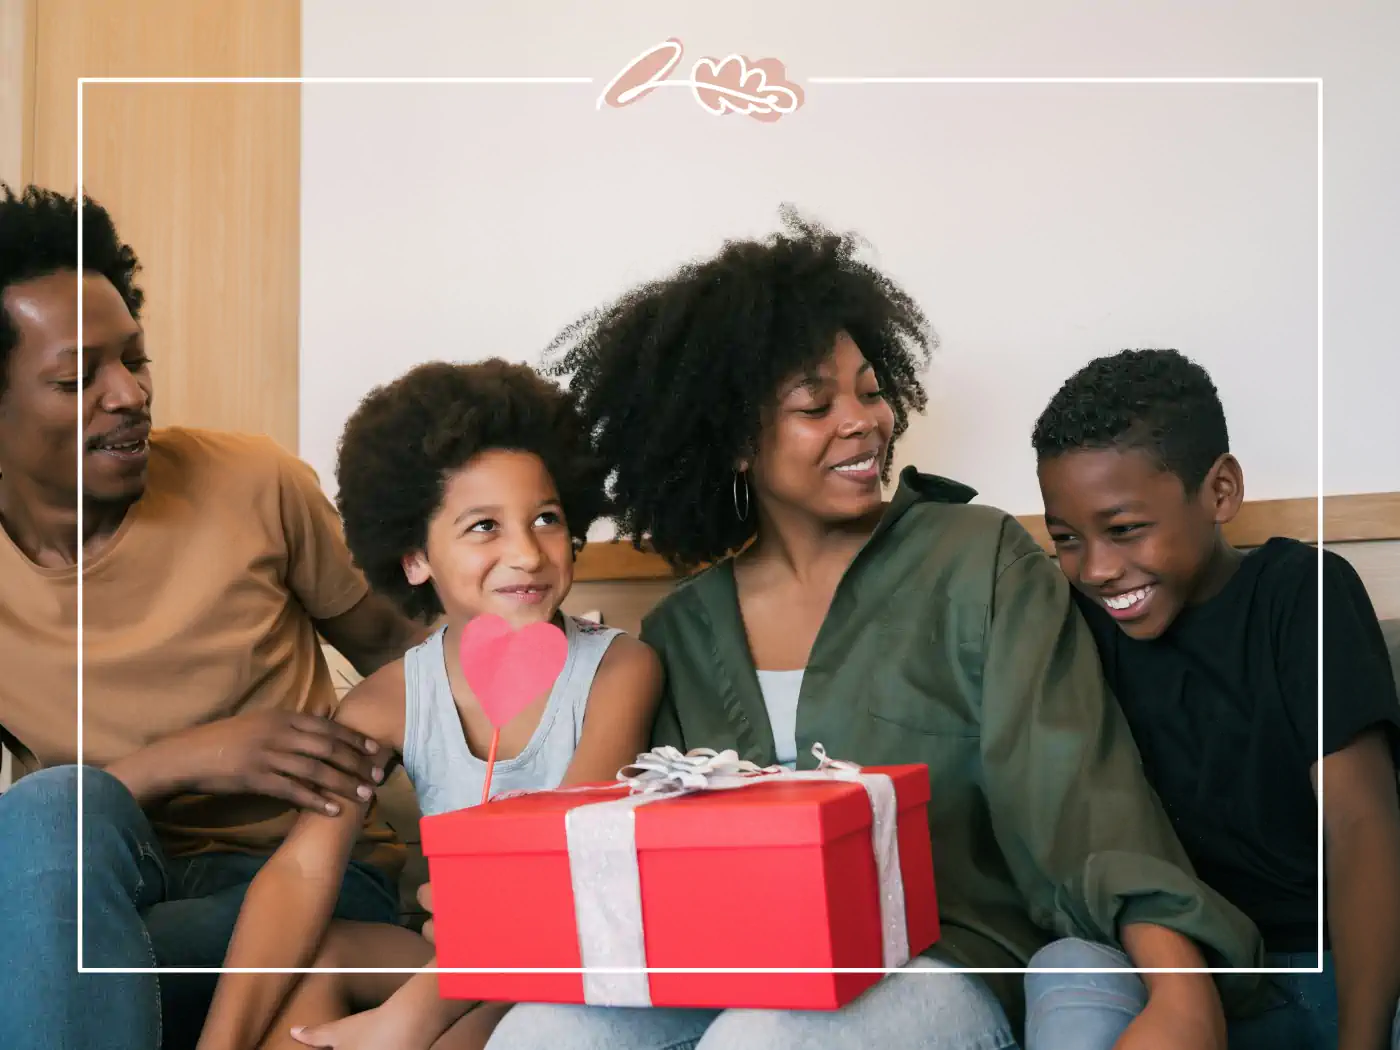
[0,184,425,1050]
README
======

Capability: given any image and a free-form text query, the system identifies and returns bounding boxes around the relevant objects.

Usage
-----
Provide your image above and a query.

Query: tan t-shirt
[0,427,401,875]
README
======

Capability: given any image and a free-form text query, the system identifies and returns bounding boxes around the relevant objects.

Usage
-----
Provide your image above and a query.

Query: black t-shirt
[1075,537,1400,952]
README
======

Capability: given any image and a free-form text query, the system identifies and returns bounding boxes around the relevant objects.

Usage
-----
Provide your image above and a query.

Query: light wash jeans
[0,765,401,1050]
[486,955,1020,1050]
[1024,937,1400,1050]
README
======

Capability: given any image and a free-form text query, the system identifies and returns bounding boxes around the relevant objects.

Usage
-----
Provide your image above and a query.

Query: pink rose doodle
[599,38,804,123]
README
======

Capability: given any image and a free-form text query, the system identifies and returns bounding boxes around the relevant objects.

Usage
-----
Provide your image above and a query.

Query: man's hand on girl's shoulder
[107,709,386,813]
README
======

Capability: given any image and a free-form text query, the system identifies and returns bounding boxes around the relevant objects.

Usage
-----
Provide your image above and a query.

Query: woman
[485,209,1266,1050]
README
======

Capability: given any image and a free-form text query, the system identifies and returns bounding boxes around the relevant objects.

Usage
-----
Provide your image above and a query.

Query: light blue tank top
[401,614,622,817]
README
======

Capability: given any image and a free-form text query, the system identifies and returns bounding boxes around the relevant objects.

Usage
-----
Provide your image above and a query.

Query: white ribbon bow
[617,743,864,795]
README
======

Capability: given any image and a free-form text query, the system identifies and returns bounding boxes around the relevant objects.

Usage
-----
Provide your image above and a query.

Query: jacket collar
[871,466,978,546]
[678,467,978,765]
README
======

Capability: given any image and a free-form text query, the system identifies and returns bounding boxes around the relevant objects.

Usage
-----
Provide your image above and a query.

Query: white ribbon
[565,742,910,1007]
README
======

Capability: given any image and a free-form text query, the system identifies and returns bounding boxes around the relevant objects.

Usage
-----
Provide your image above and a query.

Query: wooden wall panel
[0,0,36,190]
[575,492,1400,582]
[27,0,300,449]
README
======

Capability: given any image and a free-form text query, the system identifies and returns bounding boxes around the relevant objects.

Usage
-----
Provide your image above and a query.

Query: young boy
[1027,347,1400,1050]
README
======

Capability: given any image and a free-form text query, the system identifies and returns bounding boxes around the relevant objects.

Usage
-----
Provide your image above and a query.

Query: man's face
[0,271,153,505]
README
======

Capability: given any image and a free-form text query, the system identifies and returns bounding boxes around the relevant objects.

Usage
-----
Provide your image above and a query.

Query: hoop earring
[733,470,750,521]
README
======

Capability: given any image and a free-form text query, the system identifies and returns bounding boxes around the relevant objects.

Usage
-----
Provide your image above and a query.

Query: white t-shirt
[755,668,804,770]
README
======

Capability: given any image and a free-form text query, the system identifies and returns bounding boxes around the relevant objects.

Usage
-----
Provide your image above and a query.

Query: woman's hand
[1114,925,1227,1050]
[1113,990,1227,1050]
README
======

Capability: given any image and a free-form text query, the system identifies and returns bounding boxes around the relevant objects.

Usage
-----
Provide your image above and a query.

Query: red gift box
[419,757,939,1011]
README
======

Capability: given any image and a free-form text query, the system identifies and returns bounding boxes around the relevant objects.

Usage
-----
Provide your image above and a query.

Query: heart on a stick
[458,614,569,728]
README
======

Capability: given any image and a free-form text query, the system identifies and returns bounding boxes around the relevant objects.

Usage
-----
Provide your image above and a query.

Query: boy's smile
[1101,584,1156,620]
[1037,446,1240,640]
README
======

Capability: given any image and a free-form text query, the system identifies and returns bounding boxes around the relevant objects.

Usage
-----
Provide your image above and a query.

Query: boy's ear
[402,551,432,586]
[1202,453,1245,525]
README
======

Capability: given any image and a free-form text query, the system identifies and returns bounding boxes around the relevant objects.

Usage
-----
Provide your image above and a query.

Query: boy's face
[1038,446,1238,641]
[406,449,575,630]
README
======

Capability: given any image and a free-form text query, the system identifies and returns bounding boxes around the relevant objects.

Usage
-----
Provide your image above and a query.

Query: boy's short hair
[1031,348,1230,493]
[335,359,608,622]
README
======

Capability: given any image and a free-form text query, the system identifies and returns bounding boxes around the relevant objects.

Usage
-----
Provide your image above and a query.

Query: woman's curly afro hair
[335,359,608,622]
[544,206,934,571]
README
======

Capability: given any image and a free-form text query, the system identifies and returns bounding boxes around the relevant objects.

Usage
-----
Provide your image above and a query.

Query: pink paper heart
[458,615,569,728]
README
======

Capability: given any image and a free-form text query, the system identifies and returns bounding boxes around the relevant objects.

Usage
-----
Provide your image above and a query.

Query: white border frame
[74,73,1325,978]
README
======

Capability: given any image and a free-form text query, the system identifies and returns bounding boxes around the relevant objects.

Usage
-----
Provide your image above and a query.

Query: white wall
[301,0,1399,524]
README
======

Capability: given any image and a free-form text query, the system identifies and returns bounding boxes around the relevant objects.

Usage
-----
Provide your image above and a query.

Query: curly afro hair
[543,206,934,571]
[1031,348,1230,493]
[0,184,144,398]
[335,359,609,622]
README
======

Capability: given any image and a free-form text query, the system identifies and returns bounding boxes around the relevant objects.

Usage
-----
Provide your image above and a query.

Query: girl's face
[404,449,575,628]
[746,332,895,527]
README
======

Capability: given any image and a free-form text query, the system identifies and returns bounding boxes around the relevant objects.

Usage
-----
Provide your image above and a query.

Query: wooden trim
[20,0,33,186]
[0,0,36,189]
[575,541,679,582]
[574,492,1400,582]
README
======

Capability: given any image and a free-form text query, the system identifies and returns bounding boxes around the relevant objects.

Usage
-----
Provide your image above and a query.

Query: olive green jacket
[642,468,1265,1020]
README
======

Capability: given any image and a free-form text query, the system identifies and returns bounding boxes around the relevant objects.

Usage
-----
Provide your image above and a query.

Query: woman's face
[746,332,895,526]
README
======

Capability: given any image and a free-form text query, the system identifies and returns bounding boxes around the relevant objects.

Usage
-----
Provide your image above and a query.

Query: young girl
[196,359,663,1050]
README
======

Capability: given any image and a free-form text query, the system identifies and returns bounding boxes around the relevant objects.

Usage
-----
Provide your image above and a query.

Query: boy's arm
[197,665,406,1050]
[1317,730,1400,1050]
[978,519,1264,1040]
[1281,553,1400,1050]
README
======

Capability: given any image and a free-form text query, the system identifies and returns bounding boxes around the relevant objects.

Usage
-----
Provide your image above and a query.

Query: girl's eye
[468,520,497,534]
[125,355,151,372]
[1108,523,1147,537]
[797,404,830,417]
[860,388,885,401]
[1050,532,1079,547]
[535,511,563,527]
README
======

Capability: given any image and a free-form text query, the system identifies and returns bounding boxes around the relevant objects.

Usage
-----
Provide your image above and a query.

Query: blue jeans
[1024,937,1400,1050]
[485,955,1020,1050]
[0,765,401,1050]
